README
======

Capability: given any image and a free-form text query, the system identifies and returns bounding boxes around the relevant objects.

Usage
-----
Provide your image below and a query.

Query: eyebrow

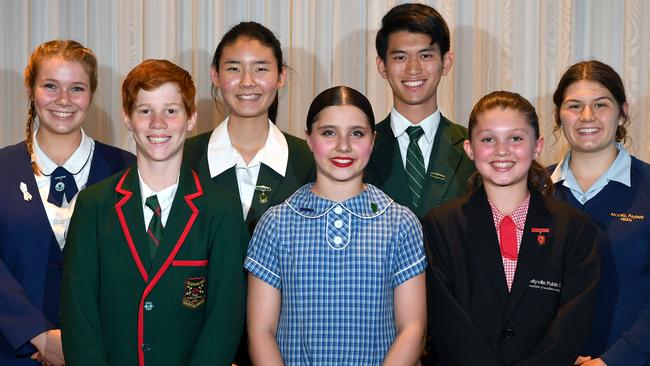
[41,78,89,86]
[223,60,272,65]
[563,96,614,104]
[389,46,436,55]
[316,124,370,130]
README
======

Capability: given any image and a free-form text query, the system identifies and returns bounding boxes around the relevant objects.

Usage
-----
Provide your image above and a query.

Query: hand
[575,356,592,364]
[30,329,65,366]
[575,356,607,366]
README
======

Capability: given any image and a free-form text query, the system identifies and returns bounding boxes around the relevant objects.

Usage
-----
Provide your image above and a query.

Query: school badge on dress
[531,227,550,246]
[182,277,207,309]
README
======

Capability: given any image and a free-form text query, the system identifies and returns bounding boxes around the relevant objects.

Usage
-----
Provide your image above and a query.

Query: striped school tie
[405,125,426,210]
[145,195,163,259]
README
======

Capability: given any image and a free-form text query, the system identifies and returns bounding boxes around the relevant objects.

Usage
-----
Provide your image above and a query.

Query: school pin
[531,227,551,246]
[429,172,446,182]
[255,185,271,204]
[54,176,66,192]
[371,202,378,213]
[19,182,32,201]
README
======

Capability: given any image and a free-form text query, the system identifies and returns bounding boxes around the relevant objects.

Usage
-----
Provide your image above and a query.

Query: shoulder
[631,155,650,184]
[93,140,135,168]
[194,169,241,214]
[185,131,212,152]
[0,141,28,163]
[438,115,469,146]
[282,132,315,177]
[538,191,593,227]
[374,115,393,137]
[424,193,468,224]
[77,169,126,205]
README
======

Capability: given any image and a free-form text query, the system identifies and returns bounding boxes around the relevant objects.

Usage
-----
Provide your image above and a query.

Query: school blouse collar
[550,142,632,188]
[206,116,289,178]
[33,127,94,174]
[286,183,393,219]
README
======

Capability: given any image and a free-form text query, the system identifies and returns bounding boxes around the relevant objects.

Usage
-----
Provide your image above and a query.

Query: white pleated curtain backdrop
[1,0,649,165]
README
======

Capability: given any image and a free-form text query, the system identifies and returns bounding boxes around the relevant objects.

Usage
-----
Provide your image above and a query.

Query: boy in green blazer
[61,59,247,366]
[366,3,475,218]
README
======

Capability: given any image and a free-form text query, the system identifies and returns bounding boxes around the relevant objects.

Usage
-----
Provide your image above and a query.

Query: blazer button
[144,301,154,311]
[502,328,515,340]
[141,343,151,352]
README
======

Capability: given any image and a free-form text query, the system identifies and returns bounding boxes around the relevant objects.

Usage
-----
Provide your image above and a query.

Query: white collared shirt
[34,128,94,250]
[138,171,178,230]
[550,143,632,204]
[207,117,289,218]
[389,108,440,171]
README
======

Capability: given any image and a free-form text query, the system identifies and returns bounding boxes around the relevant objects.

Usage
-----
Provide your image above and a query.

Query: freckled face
[464,108,543,191]
[307,105,374,187]
[30,57,92,138]
[211,37,286,120]
[123,82,196,166]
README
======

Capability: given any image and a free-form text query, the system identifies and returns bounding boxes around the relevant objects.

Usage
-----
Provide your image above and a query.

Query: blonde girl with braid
[0,39,133,366]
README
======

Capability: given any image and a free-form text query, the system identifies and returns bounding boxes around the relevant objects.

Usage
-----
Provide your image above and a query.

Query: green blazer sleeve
[61,191,110,366]
[187,196,248,365]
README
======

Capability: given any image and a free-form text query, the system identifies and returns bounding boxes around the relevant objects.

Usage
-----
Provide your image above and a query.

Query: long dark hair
[466,91,553,196]
[553,60,629,143]
[211,21,285,123]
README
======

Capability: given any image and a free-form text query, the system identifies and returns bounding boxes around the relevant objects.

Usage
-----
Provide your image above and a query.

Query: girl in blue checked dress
[245,86,427,365]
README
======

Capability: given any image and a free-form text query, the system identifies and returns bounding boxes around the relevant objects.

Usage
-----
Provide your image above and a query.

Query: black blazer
[422,186,600,365]
[365,114,475,218]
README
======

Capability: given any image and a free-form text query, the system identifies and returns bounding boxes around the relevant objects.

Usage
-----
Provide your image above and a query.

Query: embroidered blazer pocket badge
[182,276,207,309]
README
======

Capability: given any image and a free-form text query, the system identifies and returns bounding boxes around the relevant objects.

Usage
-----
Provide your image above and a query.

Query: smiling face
[464,107,543,193]
[307,105,375,193]
[124,82,196,166]
[376,31,453,120]
[30,56,92,139]
[558,80,627,156]
[211,37,286,121]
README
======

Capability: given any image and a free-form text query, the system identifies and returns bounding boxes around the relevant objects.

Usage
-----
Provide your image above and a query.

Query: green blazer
[61,165,248,366]
[365,114,475,218]
[184,131,315,233]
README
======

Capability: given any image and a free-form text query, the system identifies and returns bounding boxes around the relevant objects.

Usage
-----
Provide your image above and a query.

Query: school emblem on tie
[182,277,207,309]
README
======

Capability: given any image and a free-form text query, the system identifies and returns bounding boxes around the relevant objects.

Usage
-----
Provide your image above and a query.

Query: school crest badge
[531,227,550,246]
[182,277,207,309]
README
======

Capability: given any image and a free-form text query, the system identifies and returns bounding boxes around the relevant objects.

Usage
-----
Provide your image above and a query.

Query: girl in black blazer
[422,91,600,365]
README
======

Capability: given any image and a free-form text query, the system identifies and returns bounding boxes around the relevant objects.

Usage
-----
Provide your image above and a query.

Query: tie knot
[146,195,161,216]
[52,166,72,176]
[500,215,515,228]
[406,125,424,142]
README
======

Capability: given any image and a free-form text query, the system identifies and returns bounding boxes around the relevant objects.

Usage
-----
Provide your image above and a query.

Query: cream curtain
[1,0,648,164]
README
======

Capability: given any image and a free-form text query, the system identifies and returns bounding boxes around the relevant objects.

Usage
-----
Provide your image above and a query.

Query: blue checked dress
[245,183,426,365]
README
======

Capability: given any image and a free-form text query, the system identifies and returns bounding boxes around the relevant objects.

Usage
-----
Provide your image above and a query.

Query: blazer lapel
[417,116,467,216]
[465,188,509,305]
[246,164,282,226]
[114,167,152,281]
[148,166,203,282]
[503,191,554,321]
[370,117,412,209]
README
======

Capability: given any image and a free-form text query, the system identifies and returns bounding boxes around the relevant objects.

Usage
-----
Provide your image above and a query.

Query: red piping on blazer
[172,260,209,266]
[115,169,204,366]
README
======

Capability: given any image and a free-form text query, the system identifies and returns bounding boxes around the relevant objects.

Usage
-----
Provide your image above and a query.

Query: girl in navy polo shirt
[551,61,650,366]
[423,91,599,365]
[245,86,427,365]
